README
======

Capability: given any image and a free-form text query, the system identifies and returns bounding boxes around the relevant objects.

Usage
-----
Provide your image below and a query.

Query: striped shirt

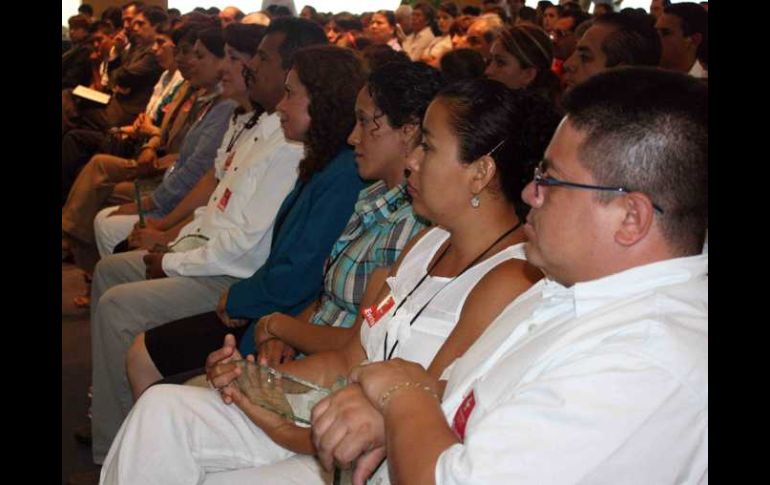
[309,180,426,329]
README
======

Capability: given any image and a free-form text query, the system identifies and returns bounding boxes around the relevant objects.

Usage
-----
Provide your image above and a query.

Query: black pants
[62,88,134,137]
[144,311,251,378]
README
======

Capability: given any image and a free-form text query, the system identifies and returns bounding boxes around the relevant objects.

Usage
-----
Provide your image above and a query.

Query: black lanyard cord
[383,221,522,360]
[225,110,260,153]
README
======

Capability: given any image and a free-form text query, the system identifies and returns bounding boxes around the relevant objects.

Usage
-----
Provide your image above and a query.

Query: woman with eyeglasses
[99,77,560,484]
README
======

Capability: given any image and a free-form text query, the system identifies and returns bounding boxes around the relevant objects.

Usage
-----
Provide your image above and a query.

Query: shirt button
[528,324,536,332]
[213,197,217,200]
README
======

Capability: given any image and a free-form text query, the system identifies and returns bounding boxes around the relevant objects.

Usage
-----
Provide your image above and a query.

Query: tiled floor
[62,262,100,483]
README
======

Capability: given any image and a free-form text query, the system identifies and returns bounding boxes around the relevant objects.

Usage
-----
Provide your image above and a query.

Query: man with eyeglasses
[311,67,707,483]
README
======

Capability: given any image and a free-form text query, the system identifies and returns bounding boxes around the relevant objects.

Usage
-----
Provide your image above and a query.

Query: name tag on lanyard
[362,293,395,328]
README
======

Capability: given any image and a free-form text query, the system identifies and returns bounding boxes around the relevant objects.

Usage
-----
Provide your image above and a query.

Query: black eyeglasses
[533,161,665,214]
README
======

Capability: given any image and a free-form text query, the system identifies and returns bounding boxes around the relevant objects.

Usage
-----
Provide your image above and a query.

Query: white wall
[169,1,401,15]
[167,1,696,16]
[66,0,699,26]
[63,0,81,26]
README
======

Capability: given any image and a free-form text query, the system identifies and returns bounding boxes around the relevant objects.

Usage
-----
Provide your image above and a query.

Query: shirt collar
[195,86,222,104]
[356,180,411,226]
[688,60,708,79]
[416,26,432,38]
[542,254,708,318]
[254,111,283,140]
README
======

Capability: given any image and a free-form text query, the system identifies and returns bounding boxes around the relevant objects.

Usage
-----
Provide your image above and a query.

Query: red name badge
[217,188,232,211]
[451,390,476,442]
[362,294,395,327]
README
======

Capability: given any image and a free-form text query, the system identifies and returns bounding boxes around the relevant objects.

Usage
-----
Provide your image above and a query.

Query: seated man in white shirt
[312,66,708,484]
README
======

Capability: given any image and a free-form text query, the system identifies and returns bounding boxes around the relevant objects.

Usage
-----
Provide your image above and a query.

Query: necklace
[383,221,523,360]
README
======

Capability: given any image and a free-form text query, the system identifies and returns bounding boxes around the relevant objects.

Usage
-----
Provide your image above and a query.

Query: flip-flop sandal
[74,272,93,308]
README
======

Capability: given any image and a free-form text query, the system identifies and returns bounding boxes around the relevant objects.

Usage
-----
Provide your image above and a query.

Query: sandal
[73,272,92,308]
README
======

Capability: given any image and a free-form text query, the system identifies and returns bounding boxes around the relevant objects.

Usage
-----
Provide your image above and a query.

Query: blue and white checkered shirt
[309,180,426,329]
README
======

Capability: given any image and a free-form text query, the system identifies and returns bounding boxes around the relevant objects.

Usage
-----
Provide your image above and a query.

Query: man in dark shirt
[62,14,95,89]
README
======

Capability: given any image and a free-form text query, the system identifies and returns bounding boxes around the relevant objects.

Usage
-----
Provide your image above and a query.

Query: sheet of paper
[73,85,111,105]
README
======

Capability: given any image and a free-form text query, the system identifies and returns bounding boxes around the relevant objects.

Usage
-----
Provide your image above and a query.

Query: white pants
[94,206,139,257]
[203,455,331,484]
[90,252,238,463]
[100,384,331,485]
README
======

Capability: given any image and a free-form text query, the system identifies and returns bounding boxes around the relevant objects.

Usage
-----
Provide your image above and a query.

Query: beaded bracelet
[378,381,439,412]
